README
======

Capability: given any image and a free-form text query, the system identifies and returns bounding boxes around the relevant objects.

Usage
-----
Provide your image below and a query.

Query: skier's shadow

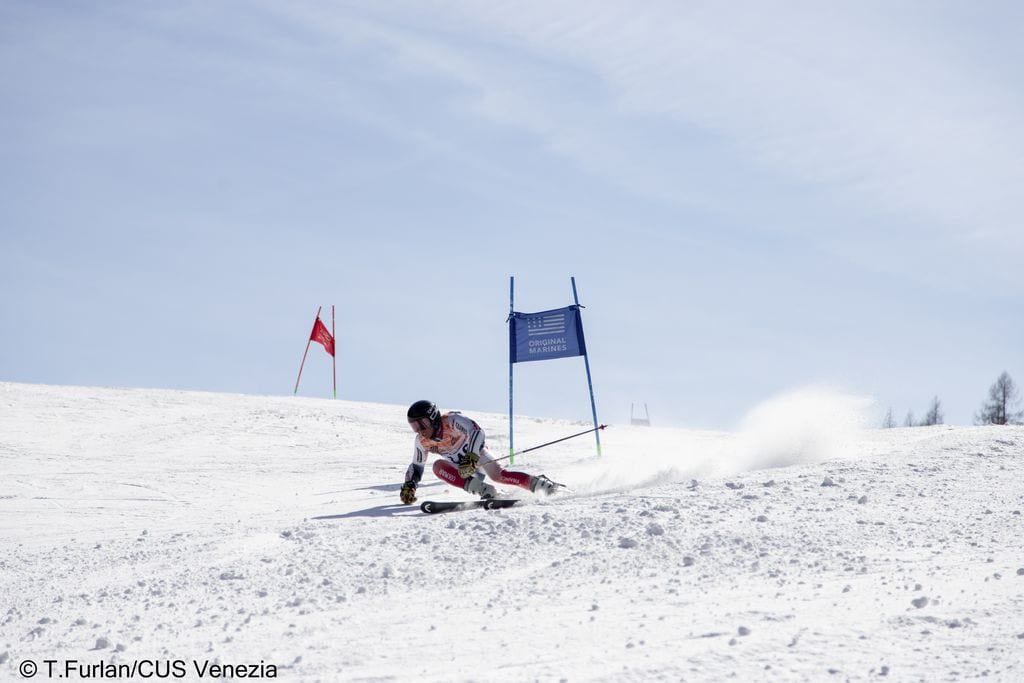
[312,482,445,518]
[312,504,418,519]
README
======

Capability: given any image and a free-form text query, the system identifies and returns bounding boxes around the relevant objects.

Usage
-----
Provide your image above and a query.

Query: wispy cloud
[453,2,1024,230]
[269,1,1024,286]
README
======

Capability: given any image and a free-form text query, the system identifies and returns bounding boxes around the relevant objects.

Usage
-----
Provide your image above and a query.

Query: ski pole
[491,424,607,464]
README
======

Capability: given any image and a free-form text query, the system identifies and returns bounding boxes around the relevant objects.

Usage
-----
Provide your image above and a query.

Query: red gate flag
[294,305,337,397]
[310,316,335,357]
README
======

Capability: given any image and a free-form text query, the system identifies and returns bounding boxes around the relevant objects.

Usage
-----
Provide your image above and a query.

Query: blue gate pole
[508,276,515,465]
[571,276,602,457]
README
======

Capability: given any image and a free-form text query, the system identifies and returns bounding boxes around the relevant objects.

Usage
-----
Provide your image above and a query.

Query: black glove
[400,482,417,505]
[458,451,479,478]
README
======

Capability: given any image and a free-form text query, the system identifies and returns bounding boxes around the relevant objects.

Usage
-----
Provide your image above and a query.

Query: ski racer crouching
[399,400,559,505]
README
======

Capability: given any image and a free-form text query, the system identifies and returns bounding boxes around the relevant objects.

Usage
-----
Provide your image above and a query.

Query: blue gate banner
[509,305,587,363]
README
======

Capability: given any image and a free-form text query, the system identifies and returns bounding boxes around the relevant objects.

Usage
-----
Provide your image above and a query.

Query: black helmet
[407,400,441,436]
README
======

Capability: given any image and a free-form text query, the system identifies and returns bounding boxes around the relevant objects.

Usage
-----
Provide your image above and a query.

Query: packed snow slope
[2,382,1023,682]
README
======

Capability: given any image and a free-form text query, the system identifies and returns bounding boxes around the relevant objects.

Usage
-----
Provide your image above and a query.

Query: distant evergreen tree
[881,407,896,429]
[975,371,1024,425]
[903,410,916,428]
[920,396,944,426]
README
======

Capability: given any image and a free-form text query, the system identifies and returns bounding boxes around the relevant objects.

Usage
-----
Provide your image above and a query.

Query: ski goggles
[408,417,433,434]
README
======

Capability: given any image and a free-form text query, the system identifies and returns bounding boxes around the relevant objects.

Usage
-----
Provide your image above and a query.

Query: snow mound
[2,381,1022,681]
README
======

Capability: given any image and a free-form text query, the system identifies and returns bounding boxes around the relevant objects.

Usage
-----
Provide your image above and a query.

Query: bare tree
[903,410,916,428]
[881,407,896,429]
[975,371,1024,425]
[920,396,944,426]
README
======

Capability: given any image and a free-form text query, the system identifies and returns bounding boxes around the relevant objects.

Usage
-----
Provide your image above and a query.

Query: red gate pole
[293,306,322,395]
[331,304,337,399]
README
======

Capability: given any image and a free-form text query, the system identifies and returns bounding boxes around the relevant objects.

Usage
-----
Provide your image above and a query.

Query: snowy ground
[2,382,1022,682]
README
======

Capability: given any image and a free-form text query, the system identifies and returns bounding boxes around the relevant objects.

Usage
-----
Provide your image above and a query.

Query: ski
[420,499,520,514]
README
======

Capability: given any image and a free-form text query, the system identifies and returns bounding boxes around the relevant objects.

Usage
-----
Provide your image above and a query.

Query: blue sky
[2,1,1021,429]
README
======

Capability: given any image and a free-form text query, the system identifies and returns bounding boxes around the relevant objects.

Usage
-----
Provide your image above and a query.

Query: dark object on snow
[420,499,520,514]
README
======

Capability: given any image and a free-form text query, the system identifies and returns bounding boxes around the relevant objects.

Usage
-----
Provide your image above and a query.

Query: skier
[399,400,560,505]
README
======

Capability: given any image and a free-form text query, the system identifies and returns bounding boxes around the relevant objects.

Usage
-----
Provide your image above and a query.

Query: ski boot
[530,474,562,495]
[464,475,497,499]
